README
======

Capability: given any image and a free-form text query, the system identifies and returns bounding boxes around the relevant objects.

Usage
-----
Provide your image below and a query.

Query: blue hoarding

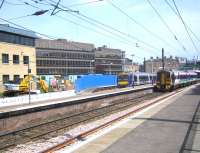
[75,74,117,92]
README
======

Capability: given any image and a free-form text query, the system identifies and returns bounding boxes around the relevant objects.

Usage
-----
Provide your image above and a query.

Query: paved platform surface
[73,84,200,153]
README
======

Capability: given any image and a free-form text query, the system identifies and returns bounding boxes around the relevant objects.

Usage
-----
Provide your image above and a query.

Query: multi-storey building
[124,58,139,73]
[0,24,37,92]
[36,39,95,76]
[145,56,180,73]
[95,46,125,74]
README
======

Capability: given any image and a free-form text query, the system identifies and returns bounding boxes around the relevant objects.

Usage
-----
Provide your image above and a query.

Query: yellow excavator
[3,75,48,96]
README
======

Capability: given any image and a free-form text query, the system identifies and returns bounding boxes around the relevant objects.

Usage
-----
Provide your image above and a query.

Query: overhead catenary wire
[0,17,56,39]
[8,15,32,21]
[17,0,41,9]
[65,0,104,8]
[0,16,145,61]
[25,0,183,58]
[56,15,144,51]
[3,0,182,60]
[171,0,199,54]
[3,1,150,57]
[0,18,88,51]
[164,0,200,45]
[56,14,153,60]
[27,0,161,57]
[44,0,191,59]
[45,0,161,53]
[146,0,189,56]
[29,0,51,6]
[106,0,178,55]
[4,0,26,6]
[8,9,49,20]
[0,0,5,9]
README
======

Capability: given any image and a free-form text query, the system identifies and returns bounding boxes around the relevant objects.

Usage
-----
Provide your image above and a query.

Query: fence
[0,90,76,108]
[75,74,117,92]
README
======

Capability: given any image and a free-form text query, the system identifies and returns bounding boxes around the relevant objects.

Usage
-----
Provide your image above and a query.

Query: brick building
[0,24,37,92]
[145,56,180,73]
[95,46,125,74]
[124,58,139,73]
[36,39,95,76]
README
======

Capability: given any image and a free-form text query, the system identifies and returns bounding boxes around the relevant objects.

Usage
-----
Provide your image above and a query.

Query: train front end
[155,70,172,91]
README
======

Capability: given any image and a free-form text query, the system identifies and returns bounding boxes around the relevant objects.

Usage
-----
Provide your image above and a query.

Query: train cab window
[118,74,128,81]
[165,72,170,78]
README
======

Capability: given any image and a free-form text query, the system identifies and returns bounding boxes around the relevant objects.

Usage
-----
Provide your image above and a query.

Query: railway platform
[0,84,153,115]
[70,84,200,153]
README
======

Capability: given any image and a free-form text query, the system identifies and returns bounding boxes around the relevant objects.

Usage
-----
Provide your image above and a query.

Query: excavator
[3,75,48,96]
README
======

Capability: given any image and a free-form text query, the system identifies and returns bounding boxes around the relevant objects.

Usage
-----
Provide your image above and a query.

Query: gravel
[5,92,160,153]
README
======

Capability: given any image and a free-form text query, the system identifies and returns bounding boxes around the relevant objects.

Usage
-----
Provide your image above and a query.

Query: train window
[165,72,170,78]
[139,76,149,82]
[118,74,128,81]
[157,72,161,81]
[134,76,137,82]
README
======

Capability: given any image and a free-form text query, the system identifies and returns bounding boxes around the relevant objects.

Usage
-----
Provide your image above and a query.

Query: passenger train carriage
[154,70,198,92]
[117,73,133,87]
[117,72,156,88]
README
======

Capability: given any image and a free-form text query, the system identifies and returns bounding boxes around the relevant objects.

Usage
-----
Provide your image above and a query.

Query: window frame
[2,53,9,64]
[13,54,19,64]
[3,75,9,83]
[23,56,29,64]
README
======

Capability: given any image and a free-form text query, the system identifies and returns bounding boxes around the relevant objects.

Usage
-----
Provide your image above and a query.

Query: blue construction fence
[74,74,117,92]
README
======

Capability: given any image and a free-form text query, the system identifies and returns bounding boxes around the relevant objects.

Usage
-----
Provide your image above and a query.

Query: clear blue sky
[0,0,200,63]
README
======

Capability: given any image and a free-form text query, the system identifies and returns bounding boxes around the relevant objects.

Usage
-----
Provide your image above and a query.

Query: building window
[3,75,9,83]
[14,75,20,82]
[23,56,29,64]
[2,54,9,64]
[13,55,19,64]
[0,32,35,46]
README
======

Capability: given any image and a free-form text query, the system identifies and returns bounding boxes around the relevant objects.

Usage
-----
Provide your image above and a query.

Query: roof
[36,39,95,51]
[0,24,38,38]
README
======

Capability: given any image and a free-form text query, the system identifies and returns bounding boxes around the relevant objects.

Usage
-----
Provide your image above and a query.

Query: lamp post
[28,58,31,104]
[131,54,135,73]
[90,60,95,74]
[151,57,153,73]
[109,62,113,75]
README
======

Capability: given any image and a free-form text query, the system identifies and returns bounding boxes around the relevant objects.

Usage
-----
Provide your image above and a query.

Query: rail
[0,91,159,151]
[42,89,184,153]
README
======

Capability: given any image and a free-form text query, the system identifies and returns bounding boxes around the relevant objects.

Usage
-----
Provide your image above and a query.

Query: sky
[0,0,200,63]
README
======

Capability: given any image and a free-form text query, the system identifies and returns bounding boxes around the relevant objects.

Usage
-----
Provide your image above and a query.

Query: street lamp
[90,60,95,74]
[28,60,31,104]
[109,62,113,75]
[151,57,153,73]
[131,54,135,73]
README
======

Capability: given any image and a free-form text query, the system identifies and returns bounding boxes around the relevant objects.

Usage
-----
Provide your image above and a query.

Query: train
[154,70,199,92]
[117,70,199,91]
[117,72,156,88]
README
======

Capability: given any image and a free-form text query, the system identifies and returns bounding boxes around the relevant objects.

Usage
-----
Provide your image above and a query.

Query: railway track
[42,88,184,153]
[0,91,162,152]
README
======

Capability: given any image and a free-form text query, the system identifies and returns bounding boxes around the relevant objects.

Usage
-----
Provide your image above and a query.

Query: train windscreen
[118,74,128,81]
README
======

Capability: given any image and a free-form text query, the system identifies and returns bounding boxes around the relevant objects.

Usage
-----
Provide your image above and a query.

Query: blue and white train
[117,72,156,87]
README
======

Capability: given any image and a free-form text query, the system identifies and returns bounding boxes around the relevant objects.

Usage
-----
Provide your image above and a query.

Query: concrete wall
[0,89,151,134]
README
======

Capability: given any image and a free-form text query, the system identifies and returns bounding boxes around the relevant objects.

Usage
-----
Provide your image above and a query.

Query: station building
[0,24,37,92]
[124,58,139,73]
[95,46,125,74]
[36,39,95,76]
[145,56,180,73]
